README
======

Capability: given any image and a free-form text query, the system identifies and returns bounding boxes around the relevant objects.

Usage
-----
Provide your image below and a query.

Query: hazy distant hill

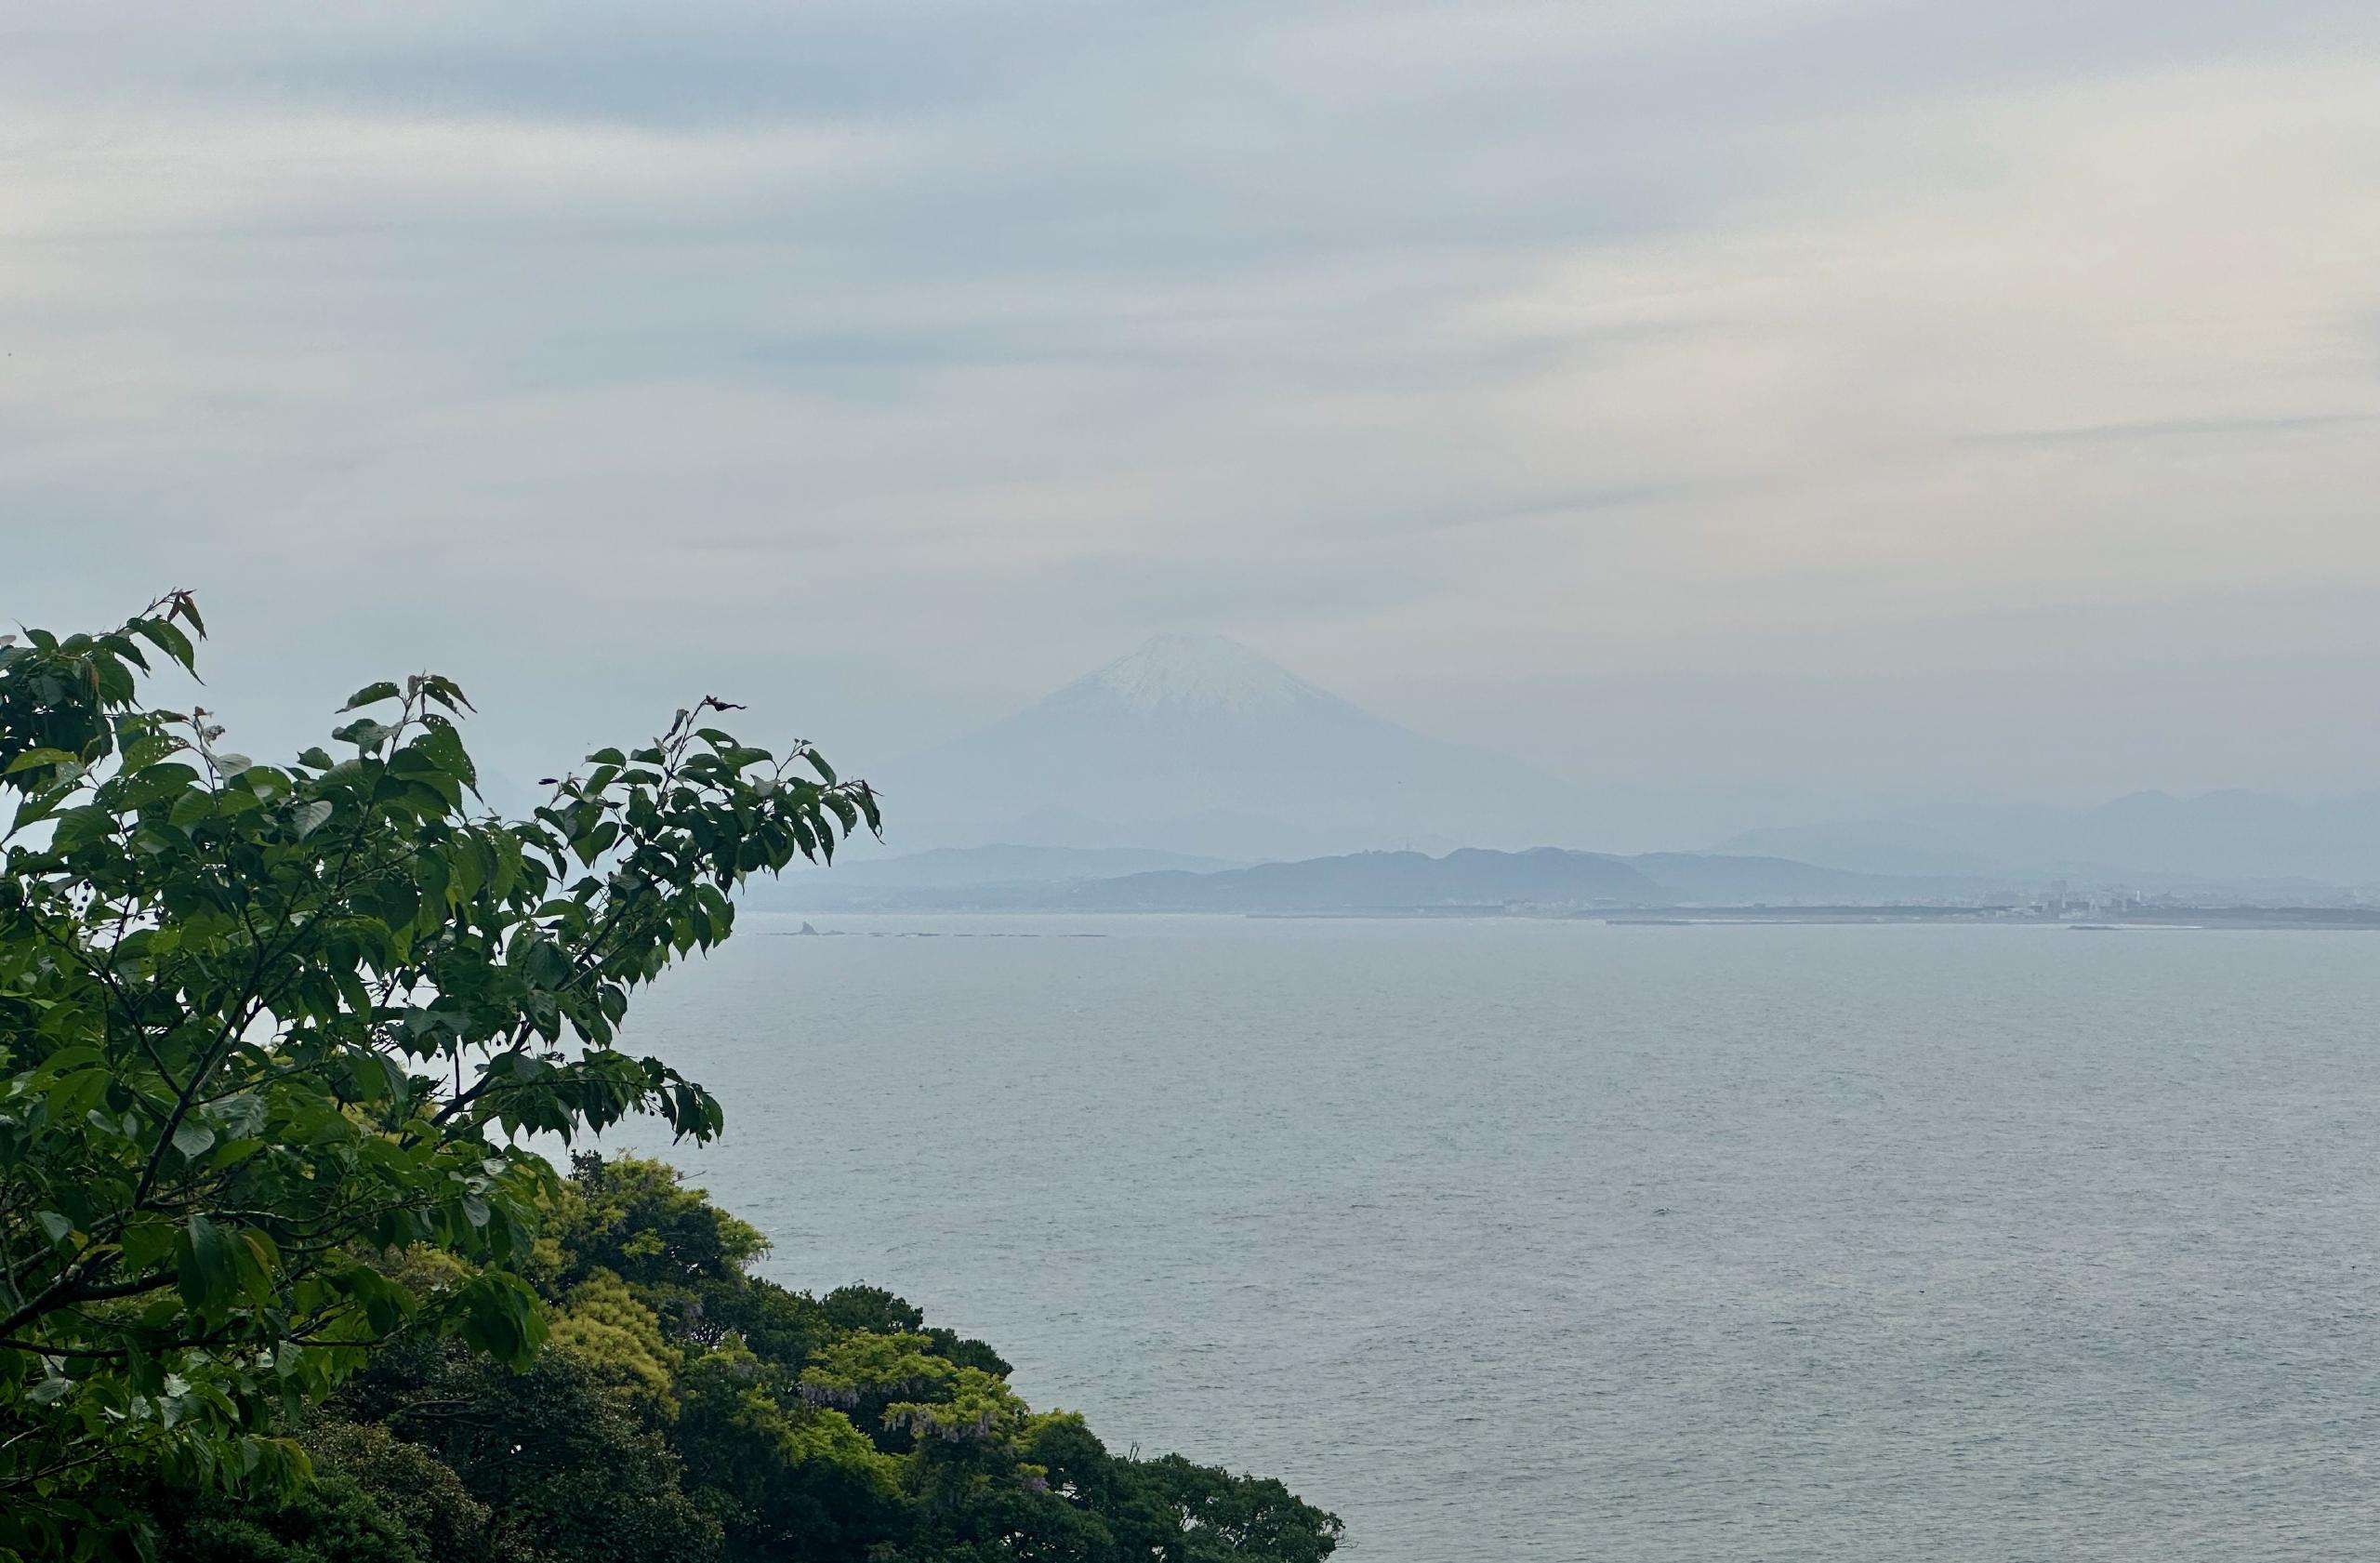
[2056,789,2380,883]
[1722,789,2380,888]
[1065,847,1667,911]
[761,843,1240,891]
[770,845,1975,913]
[872,633,1598,859]
[1713,821,1999,880]
[1620,852,1980,903]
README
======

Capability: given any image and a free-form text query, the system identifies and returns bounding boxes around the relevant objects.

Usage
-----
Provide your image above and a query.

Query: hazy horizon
[7,2,2380,809]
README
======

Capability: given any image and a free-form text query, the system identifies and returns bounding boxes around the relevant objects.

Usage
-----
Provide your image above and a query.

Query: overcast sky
[6,1,2379,806]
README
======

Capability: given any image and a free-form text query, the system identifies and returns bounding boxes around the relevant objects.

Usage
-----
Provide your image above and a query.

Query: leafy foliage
[0,599,879,1556]
[153,1157,1343,1563]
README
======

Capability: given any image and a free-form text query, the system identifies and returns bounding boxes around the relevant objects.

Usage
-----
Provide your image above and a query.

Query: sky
[5,0,2379,810]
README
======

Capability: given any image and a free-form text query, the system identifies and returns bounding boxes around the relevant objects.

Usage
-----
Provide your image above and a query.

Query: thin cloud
[2,3,2378,805]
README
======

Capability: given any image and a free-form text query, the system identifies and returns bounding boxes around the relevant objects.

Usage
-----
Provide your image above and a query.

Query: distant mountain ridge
[767,845,1981,913]
[1054,847,1667,912]
[776,843,1240,889]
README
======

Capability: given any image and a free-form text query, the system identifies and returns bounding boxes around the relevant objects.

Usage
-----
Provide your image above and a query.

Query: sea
[601,912,2380,1561]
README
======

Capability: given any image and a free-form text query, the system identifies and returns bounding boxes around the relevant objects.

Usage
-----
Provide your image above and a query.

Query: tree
[0,596,879,1557]
[131,1155,1345,1563]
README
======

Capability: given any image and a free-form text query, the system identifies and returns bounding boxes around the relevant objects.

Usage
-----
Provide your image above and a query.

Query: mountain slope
[1620,852,1986,903]
[1714,821,1999,880]
[1053,846,1671,911]
[874,634,1600,857]
[762,843,1240,890]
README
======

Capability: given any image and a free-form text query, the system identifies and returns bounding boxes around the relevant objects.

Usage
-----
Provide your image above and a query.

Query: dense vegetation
[0,600,1338,1561]
[142,1154,1341,1562]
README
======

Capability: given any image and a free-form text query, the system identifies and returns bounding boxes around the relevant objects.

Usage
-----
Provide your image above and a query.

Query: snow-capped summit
[1054,633,1334,718]
[871,630,1596,859]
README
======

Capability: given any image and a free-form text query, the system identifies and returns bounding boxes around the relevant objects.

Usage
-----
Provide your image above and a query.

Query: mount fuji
[867,633,1600,860]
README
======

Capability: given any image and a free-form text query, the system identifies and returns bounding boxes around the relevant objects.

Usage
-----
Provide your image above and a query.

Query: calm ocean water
[602,914,2380,1560]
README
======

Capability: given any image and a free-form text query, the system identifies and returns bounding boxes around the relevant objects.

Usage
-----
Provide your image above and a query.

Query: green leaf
[572,819,621,867]
[516,937,572,988]
[390,747,463,809]
[120,733,181,770]
[10,789,64,833]
[172,1119,218,1160]
[416,850,451,907]
[418,720,478,789]
[177,1214,242,1316]
[133,616,198,671]
[49,804,116,852]
[339,681,403,713]
[370,878,420,930]
[344,1048,406,1103]
[33,1210,73,1246]
[451,835,490,902]
[5,747,79,775]
[418,672,472,713]
[239,1228,283,1298]
[454,1271,545,1368]
[331,718,390,750]
[121,1218,177,1271]
[214,1093,267,1138]
[335,1263,414,1335]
